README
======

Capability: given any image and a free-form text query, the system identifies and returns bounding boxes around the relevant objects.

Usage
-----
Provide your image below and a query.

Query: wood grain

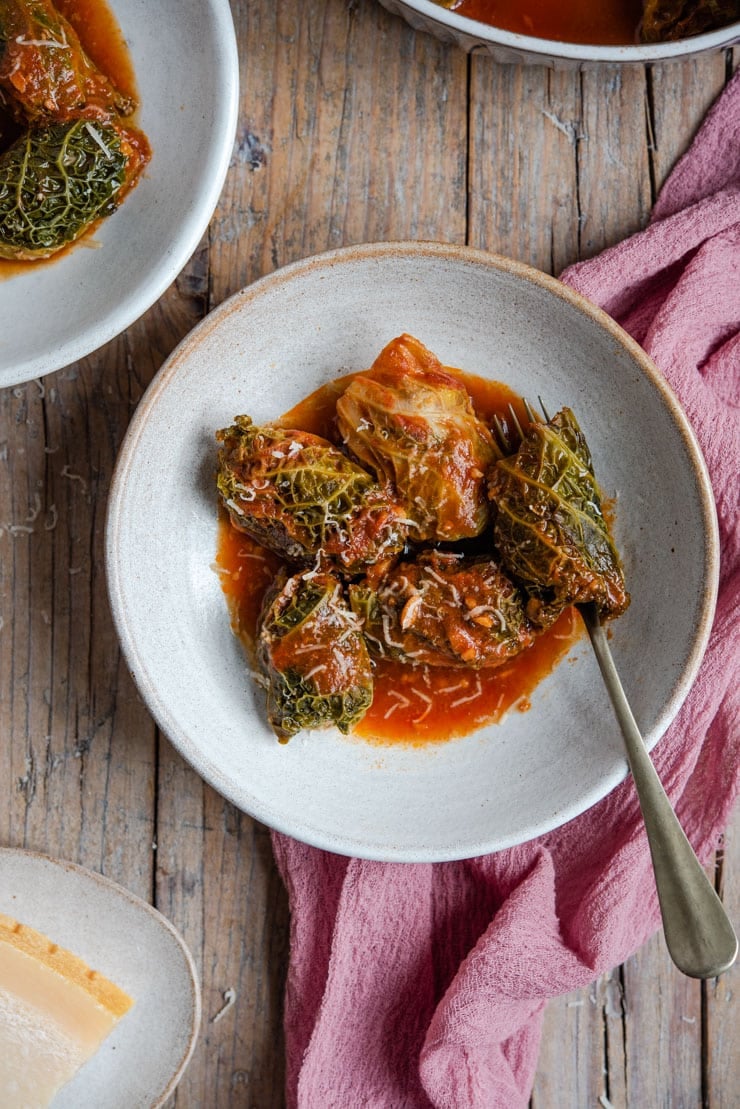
[0,2,736,1106]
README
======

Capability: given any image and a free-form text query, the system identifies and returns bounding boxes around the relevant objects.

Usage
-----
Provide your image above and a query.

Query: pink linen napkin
[272,71,740,1109]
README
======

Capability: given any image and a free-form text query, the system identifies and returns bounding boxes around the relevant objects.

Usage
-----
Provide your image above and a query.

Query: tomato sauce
[215,366,585,747]
[55,0,137,102]
[451,0,644,45]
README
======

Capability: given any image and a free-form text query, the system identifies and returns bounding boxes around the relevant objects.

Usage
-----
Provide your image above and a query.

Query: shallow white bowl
[106,242,718,862]
[378,0,740,66]
[0,848,200,1108]
[0,0,238,390]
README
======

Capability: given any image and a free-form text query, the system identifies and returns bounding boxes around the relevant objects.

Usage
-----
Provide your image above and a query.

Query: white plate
[0,848,200,1108]
[0,0,239,389]
[106,242,719,862]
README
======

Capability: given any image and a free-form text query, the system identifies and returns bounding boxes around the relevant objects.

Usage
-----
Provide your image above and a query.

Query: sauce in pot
[449,0,644,45]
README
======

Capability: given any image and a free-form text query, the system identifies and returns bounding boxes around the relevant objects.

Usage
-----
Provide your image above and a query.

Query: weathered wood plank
[531,971,628,1108]
[469,61,654,272]
[0,344,158,896]
[704,807,739,1107]
[211,0,468,305]
[647,56,728,199]
[622,932,703,1106]
[469,62,582,272]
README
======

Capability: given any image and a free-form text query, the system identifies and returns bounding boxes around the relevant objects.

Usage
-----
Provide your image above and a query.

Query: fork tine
[492,413,511,454]
[523,397,539,424]
[508,404,524,441]
[494,399,552,455]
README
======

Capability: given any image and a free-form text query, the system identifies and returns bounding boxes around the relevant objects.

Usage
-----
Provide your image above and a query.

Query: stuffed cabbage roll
[335,334,499,543]
[350,550,535,668]
[0,0,133,125]
[217,415,408,575]
[641,0,739,42]
[489,407,629,623]
[0,117,149,259]
[258,569,373,741]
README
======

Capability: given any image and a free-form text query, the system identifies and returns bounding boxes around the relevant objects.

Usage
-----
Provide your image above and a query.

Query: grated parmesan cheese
[15,34,67,48]
[450,677,482,708]
[60,465,87,493]
[303,664,327,681]
[438,679,467,694]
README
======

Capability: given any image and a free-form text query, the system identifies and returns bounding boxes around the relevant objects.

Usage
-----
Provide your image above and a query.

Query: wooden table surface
[1,1,737,1105]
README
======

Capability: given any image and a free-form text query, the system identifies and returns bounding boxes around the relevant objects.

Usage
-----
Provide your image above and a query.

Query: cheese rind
[0,913,134,1108]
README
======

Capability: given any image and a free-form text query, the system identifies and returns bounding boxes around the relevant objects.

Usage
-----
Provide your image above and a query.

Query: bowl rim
[106,240,720,861]
[0,0,240,390]
[392,0,740,61]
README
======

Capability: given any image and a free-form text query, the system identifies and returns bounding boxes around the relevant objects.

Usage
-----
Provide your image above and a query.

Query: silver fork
[493,402,737,979]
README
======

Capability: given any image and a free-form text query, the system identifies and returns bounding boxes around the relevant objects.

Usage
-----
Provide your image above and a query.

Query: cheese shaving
[450,677,482,708]
[15,35,67,48]
[26,493,42,524]
[438,679,467,694]
[211,988,237,1024]
[83,123,113,160]
[303,664,328,680]
[411,688,433,724]
[60,465,87,493]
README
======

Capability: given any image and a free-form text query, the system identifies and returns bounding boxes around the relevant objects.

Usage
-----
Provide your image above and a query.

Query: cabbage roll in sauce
[216,415,408,575]
[258,569,373,741]
[0,117,148,259]
[0,0,133,124]
[350,550,536,669]
[489,407,629,623]
[336,334,499,543]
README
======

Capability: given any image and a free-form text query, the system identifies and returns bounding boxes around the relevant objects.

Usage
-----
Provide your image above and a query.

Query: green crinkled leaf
[258,570,373,740]
[489,407,629,621]
[217,415,407,574]
[0,119,128,259]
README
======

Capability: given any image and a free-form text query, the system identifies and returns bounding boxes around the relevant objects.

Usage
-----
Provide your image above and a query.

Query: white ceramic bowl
[0,0,239,390]
[106,242,718,862]
[377,0,740,66]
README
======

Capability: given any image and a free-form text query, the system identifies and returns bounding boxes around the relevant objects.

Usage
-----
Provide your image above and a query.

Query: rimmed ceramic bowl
[106,241,718,862]
[0,848,201,1108]
[0,0,238,390]
[377,0,740,66]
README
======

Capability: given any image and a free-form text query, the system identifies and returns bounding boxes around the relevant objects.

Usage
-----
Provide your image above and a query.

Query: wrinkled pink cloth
[272,72,740,1108]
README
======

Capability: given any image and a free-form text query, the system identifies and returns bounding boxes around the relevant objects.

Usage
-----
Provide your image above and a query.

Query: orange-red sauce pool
[449,0,644,45]
[215,367,584,746]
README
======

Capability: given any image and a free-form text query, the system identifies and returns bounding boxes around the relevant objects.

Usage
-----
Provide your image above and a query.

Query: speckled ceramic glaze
[0,848,201,1107]
[0,0,239,389]
[377,0,740,66]
[106,242,719,862]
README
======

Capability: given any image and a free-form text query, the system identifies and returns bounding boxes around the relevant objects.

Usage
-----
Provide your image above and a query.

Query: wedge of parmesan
[0,913,133,1108]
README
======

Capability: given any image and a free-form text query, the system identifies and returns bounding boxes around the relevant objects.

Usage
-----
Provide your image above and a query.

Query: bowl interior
[0,0,238,388]
[106,243,717,861]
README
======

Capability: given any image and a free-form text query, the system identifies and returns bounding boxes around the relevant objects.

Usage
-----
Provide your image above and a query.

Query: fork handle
[582,604,738,979]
